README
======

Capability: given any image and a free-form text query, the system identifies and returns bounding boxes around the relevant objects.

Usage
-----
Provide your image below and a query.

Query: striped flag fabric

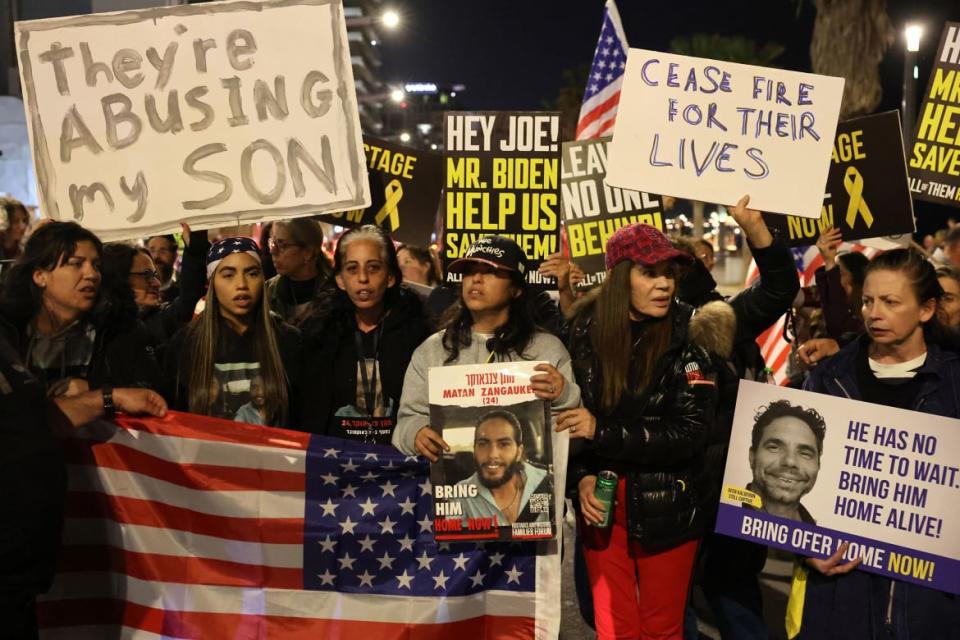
[575,0,628,140]
[748,243,879,385]
[38,412,562,639]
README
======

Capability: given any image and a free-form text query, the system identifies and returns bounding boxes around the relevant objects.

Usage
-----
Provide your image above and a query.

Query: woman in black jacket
[0,221,159,394]
[300,225,429,443]
[100,224,208,359]
[562,222,718,640]
[163,237,300,427]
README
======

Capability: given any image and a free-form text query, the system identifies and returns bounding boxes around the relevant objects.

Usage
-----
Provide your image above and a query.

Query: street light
[382,10,400,29]
[906,25,923,52]
[390,88,405,103]
[345,10,400,29]
[399,132,411,143]
[903,23,923,141]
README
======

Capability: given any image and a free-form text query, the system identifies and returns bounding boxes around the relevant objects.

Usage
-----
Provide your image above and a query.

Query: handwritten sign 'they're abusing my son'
[606,50,844,220]
[16,0,369,241]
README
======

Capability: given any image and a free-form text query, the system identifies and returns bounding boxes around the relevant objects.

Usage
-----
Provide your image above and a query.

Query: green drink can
[591,470,618,528]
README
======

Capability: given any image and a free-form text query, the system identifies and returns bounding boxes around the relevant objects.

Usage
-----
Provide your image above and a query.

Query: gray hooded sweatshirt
[392,329,581,455]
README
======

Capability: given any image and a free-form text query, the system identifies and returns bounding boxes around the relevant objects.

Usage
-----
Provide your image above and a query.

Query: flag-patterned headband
[206,237,261,280]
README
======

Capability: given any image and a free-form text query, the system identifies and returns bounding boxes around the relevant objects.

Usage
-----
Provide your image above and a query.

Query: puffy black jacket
[567,301,720,549]
[141,229,210,356]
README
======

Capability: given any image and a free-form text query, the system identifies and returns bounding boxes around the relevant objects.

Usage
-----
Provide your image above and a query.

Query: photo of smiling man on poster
[747,399,827,524]
[456,408,552,525]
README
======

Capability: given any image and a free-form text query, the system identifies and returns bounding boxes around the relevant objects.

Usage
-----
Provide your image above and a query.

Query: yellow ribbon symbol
[374,179,403,232]
[844,166,874,229]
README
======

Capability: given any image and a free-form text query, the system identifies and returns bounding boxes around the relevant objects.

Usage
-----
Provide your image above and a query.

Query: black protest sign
[442,111,561,290]
[763,111,915,247]
[561,137,664,289]
[908,22,960,207]
[321,136,443,246]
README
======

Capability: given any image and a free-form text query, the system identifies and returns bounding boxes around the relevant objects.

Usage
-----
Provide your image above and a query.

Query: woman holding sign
[299,225,429,443]
[393,235,580,459]
[564,222,720,640]
[162,237,300,427]
[798,248,960,639]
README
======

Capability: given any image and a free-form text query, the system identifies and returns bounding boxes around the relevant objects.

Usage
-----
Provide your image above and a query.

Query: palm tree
[806,0,894,118]
[669,34,785,66]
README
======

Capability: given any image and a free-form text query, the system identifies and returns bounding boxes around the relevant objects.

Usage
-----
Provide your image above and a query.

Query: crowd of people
[1,190,959,640]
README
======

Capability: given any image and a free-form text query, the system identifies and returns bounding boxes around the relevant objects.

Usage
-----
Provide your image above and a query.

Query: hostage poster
[322,135,443,246]
[16,0,369,241]
[429,361,556,542]
[561,136,664,290]
[442,111,561,290]
[716,381,960,595]
[763,111,915,247]
[908,22,960,207]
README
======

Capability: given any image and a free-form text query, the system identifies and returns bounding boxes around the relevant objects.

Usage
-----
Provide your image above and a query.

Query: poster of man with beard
[428,362,555,542]
[716,382,960,595]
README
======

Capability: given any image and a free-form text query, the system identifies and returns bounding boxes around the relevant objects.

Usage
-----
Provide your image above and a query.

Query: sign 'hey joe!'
[606,50,844,220]
[16,0,369,241]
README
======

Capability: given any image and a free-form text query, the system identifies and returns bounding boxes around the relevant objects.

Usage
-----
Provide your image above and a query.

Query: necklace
[501,474,525,521]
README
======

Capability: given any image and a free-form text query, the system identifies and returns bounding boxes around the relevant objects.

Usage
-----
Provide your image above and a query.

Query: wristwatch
[102,385,115,416]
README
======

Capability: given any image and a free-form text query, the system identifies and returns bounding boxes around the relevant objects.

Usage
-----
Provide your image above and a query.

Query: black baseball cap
[448,235,528,276]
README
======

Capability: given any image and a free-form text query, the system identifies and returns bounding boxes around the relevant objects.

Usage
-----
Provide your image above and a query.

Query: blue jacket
[797,337,960,640]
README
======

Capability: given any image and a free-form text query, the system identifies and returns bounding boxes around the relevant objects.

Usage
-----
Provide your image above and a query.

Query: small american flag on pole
[575,0,628,140]
[38,412,561,639]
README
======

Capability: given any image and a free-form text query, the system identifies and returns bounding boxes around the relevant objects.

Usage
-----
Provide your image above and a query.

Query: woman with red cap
[562,222,723,639]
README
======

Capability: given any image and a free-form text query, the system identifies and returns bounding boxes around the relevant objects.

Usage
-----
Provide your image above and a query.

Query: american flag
[575,0,628,140]
[748,243,879,385]
[39,412,561,639]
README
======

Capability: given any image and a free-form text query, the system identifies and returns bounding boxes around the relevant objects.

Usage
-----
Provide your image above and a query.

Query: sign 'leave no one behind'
[606,49,844,219]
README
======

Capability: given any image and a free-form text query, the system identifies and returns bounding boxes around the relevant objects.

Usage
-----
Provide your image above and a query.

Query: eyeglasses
[268,238,300,252]
[129,269,162,281]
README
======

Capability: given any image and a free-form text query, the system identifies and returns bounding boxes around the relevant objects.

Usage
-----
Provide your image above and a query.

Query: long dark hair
[439,268,538,364]
[0,221,103,331]
[183,249,289,424]
[837,251,869,311]
[864,248,946,343]
[98,243,147,328]
[572,260,678,413]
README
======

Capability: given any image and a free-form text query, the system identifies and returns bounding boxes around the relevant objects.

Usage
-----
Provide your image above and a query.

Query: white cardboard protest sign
[16,0,369,241]
[716,381,960,594]
[606,50,844,219]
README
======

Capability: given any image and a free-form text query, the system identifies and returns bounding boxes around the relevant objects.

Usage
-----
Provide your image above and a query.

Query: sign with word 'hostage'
[717,382,960,595]
[16,0,369,241]
[909,22,960,207]
[561,136,663,289]
[764,111,915,247]
[442,112,561,290]
[322,135,443,246]
[606,50,844,220]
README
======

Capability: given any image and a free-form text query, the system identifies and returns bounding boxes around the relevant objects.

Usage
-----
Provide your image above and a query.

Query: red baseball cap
[605,223,693,270]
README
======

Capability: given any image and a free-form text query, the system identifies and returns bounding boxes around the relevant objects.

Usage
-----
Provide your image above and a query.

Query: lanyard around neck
[355,325,382,415]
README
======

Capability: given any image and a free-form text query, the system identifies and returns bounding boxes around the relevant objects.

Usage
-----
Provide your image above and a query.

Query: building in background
[380,81,466,149]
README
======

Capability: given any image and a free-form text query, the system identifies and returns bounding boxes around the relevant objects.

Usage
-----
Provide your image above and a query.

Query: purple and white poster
[716,381,960,595]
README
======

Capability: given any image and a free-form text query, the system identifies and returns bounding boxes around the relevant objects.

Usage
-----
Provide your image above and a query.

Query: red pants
[581,478,699,640]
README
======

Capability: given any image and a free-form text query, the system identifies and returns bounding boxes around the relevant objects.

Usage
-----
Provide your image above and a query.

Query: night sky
[379,0,960,234]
